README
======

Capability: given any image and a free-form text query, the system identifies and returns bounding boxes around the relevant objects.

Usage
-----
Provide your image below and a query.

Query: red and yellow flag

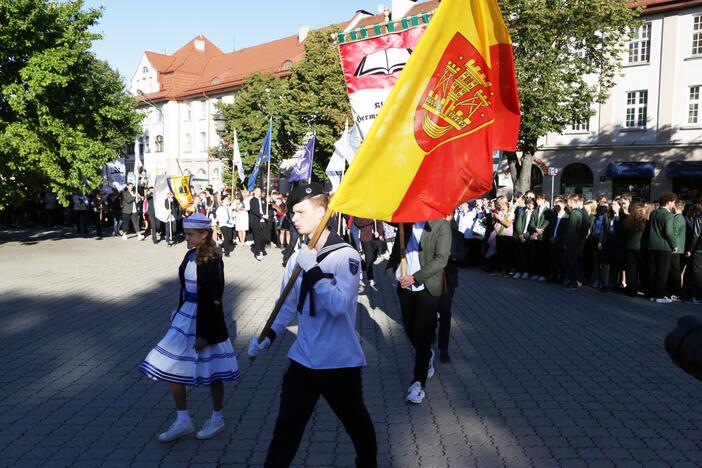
[330,0,520,222]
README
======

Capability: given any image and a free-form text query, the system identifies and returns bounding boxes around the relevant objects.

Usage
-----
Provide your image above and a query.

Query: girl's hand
[194,337,207,352]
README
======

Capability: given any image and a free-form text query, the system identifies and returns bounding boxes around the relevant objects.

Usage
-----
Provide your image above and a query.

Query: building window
[142,66,148,73]
[628,23,651,64]
[693,15,702,56]
[689,86,701,125]
[199,100,207,120]
[185,134,192,152]
[199,132,207,152]
[155,135,164,152]
[185,102,192,121]
[625,90,648,128]
[569,118,590,132]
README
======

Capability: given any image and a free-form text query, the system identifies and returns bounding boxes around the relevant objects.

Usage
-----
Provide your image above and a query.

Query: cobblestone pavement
[1,229,702,467]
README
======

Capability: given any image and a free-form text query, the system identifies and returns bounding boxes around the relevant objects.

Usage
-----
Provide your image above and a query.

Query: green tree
[0,0,142,208]
[216,26,351,188]
[499,0,641,193]
[283,26,351,181]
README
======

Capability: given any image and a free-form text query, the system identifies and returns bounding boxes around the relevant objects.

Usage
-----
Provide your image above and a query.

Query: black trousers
[624,249,642,297]
[667,253,682,297]
[121,212,139,234]
[220,226,233,255]
[361,240,380,280]
[529,240,547,277]
[515,239,529,273]
[264,361,377,468]
[437,286,455,352]
[547,241,564,281]
[282,227,300,266]
[565,241,584,284]
[397,287,439,387]
[149,218,161,243]
[648,250,672,299]
[496,235,515,272]
[693,253,702,300]
[251,220,266,255]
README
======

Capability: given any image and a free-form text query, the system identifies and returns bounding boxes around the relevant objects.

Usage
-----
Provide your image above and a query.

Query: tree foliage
[499,0,641,192]
[0,0,142,207]
[216,26,350,187]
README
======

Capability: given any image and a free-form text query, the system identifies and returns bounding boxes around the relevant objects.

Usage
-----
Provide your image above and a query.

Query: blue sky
[84,1,385,82]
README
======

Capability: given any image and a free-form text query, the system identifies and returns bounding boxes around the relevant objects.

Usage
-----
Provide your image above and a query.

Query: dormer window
[142,66,148,73]
[211,77,221,85]
[194,39,205,51]
[281,60,293,71]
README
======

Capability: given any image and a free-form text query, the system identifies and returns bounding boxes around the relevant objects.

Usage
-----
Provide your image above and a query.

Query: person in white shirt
[248,182,377,468]
[215,196,235,257]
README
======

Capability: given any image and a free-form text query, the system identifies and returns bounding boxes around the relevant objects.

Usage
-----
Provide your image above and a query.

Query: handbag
[471,219,487,239]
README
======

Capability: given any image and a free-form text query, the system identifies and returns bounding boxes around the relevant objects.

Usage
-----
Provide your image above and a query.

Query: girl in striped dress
[139,212,239,442]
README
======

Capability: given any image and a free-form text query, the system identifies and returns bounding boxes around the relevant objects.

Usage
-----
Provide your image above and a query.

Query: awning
[606,162,656,178]
[666,161,702,178]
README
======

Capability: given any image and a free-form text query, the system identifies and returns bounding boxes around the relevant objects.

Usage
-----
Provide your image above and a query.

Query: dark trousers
[264,361,377,468]
[667,253,682,297]
[148,218,161,243]
[529,240,547,277]
[251,220,266,255]
[693,253,702,300]
[547,241,565,281]
[648,250,672,299]
[93,212,103,236]
[361,240,380,280]
[437,286,455,352]
[121,212,139,234]
[74,211,88,234]
[565,241,584,285]
[282,227,300,266]
[496,235,515,272]
[466,238,483,267]
[624,249,642,297]
[397,287,439,387]
[220,226,233,255]
[515,239,529,273]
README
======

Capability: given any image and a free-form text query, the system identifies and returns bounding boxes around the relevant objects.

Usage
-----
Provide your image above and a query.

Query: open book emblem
[354,48,413,77]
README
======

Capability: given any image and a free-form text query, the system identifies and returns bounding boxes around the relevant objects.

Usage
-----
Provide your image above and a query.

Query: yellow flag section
[167,175,195,214]
[330,0,520,222]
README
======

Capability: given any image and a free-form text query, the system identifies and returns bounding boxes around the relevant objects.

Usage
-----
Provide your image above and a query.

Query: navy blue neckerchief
[297,230,353,316]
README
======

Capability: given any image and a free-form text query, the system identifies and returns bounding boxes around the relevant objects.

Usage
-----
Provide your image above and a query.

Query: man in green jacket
[564,194,587,289]
[387,219,451,404]
[647,192,678,303]
[667,199,687,300]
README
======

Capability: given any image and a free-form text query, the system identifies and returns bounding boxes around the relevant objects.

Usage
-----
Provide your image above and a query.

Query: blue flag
[288,134,316,183]
[247,119,272,191]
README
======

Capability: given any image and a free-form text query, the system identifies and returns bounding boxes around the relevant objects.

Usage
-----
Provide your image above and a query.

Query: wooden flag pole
[256,206,335,346]
[399,223,407,277]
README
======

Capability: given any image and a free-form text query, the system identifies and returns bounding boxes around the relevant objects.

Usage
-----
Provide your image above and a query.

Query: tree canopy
[0,0,142,207]
[216,26,350,188]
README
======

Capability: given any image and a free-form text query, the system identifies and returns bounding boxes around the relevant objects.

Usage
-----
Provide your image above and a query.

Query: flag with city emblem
[330,0,520,222]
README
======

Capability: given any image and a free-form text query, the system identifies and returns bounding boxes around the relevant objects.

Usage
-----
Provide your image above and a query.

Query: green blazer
[672,213,686,253]
[564,208,583,247]
[386,219,452,297]
[647,208,676,251]
[514,207,531,238]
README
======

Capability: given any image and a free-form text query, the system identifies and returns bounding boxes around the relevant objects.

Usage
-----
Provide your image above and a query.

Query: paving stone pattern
[1,230,701,467]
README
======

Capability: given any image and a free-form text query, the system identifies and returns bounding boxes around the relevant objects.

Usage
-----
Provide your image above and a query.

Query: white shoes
[158,420,195,443]
[138,234,145,241]
[121,234,128,240]
[512,272,521,279]
[196,418,225,440]
[655,297,673,304]
[255,254,263,261]
[427,349,435,379]
[520,272,530,280]
[405,381,425,404]
[369,279,376,288]
[537,276,546,282]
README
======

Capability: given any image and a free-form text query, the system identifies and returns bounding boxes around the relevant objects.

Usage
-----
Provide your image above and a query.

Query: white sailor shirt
[269,231,366,370]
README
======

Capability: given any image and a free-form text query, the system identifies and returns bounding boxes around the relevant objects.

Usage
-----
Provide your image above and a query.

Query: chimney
[298,24,310,43]
[391,0,417,20]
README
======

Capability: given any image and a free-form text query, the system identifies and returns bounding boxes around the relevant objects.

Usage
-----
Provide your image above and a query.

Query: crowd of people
[453,191,702,304]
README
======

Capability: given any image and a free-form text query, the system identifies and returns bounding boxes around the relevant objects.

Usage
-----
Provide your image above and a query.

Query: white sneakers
[405,381,425,404]
[158,418,225,442]
[158,420,195,443]
[655,297,673,304]
[121,234,128,240]
[369,279,376,288]
[520,272,530,280]
[427,349,435,379]
[196,418,225,440]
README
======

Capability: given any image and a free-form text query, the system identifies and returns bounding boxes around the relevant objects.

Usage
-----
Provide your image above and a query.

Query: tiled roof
[350,1,438,30]
[633,0,702,14]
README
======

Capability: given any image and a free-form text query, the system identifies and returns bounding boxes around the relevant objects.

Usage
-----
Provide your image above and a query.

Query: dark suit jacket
[249,197,265,226]
[386,219,451,297]
[354,217,384,243]
[177,250,229,344]
[121,189,135,214]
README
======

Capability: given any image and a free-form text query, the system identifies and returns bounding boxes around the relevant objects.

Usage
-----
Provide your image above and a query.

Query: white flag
[154,175,170,223]
[232,128,245,182]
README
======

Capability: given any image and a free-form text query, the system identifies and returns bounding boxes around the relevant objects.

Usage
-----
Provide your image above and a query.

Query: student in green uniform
[623,203,647,297]
[667,199,687,300]
[646,192,678,303]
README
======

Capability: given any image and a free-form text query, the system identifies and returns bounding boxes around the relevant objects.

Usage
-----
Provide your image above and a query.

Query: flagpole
[256,207,335,346]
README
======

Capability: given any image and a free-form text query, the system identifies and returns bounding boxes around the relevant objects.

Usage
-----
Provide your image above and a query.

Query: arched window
[155,135,164,152]
[142,66,148,73]
[185,134,192,152]
[561,163,593,199]
[211,77,221,85]
[530,164,544,193]
[196,169,207,180]
[281,60,294,71]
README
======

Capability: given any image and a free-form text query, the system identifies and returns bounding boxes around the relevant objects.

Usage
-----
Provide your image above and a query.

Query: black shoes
[439,350,451,363]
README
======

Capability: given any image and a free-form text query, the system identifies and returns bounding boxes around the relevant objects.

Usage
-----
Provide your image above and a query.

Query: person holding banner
[247,183,377,468]
[139,213,239,442]
[386,219,451,404]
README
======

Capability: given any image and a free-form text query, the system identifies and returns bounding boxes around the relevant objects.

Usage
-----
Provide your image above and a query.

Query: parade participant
[646,192,678,303]
[248,182,377,468]
[249,187,267,261]
[216,196,235,257]
[139,212,239,442]
[387,218,451,404]
[121,183,143,240]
